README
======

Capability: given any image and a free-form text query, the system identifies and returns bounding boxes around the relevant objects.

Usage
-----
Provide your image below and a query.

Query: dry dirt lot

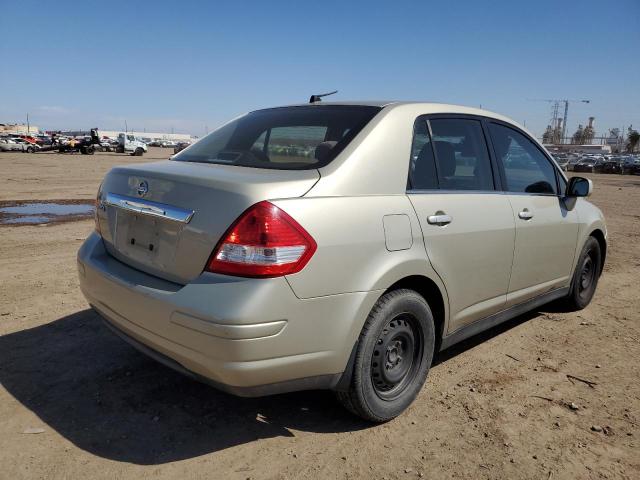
[0,149,638,479]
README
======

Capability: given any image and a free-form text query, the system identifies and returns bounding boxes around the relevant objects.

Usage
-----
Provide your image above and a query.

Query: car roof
[266,100,519,124]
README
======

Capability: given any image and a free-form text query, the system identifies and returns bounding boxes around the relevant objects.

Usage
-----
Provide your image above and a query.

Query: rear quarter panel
[274,195,448,306]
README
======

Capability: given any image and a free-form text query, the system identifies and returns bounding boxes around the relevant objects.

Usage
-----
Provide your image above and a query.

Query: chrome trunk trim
[103,192,194,223]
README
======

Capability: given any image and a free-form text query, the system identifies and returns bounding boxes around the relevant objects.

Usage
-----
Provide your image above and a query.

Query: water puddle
[0,200,95,226]
[3,215,52,224]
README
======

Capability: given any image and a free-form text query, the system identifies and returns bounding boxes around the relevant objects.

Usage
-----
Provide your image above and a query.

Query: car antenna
[309,90,338,103]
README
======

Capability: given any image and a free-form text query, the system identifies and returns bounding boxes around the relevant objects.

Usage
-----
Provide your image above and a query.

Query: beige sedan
[78,101,606,421]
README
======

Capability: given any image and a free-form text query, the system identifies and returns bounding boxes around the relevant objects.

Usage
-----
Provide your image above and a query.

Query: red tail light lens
[206,201,317,278]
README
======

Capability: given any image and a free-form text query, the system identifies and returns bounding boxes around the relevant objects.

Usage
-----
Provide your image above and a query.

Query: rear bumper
[77,232,379,395]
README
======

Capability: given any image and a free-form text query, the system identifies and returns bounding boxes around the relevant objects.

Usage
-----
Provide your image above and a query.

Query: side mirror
[567,176,593,197]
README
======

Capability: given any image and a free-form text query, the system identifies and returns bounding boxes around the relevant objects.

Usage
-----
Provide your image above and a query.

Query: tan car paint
[504,194,580,305]
[408,193,515,331]
[78,102,606,395]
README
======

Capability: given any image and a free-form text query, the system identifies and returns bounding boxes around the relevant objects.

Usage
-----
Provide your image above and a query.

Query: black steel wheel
[370,314,423,401]
[565,236,602,310]
[336,289,435,422]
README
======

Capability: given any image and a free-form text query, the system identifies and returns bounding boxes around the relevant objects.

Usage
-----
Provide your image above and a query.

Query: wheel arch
[384,275,447,352]
[333,274,447,392]
[589,228,607,272]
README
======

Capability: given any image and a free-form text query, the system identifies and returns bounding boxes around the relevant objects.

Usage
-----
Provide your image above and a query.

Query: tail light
[206,201,317,278]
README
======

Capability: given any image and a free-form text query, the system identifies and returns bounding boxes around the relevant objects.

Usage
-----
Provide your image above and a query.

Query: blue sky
[1,0,638,138]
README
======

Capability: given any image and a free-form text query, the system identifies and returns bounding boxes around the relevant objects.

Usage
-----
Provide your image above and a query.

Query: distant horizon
[4,98,638,141]
[1,0,638,140]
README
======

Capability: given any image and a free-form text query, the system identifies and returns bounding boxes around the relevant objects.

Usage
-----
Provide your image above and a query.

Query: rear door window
[429,119,495,191]
[489,123,558,195]
[408,119,438,190]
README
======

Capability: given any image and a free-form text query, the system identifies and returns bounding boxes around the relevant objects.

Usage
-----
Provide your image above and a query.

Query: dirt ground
[0,149,638,480]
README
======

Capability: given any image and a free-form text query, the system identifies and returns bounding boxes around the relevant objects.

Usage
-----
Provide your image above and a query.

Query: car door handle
[518,209,533,220]
[427,214,452,226]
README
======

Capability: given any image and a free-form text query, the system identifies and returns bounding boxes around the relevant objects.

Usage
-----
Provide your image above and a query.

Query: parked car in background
[594,159,622,174]
[173,141,191,154]
[35,135,53,146]
[622,158,640,175]
[16,135,39,144]
[159,140,176,148]
[80,101,607,422]
[8,137,40,153]
[553,155,570,171]
[573,158,600,173]
[563,156,579,172]
[0,138,23,151]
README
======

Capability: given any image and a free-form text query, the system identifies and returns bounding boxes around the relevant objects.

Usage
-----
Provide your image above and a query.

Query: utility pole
[26,113,30,134]
[561,101,568,143]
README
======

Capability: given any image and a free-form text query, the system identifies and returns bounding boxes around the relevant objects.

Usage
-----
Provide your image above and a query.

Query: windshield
[172,105,381,169]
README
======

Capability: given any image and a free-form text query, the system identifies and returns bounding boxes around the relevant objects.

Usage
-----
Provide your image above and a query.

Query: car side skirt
[439,287,569,351]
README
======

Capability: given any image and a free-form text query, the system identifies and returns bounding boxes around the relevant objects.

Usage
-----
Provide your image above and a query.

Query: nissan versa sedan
[78,101,606,421]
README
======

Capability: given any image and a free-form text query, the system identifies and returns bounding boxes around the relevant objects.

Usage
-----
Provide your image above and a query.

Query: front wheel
[564,236,602,310]
[336,289,435,422]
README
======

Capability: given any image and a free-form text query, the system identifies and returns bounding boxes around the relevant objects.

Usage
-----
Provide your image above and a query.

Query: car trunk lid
[97,160,319,284]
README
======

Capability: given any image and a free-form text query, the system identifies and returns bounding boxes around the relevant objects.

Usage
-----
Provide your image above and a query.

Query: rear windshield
[172,105,381,169]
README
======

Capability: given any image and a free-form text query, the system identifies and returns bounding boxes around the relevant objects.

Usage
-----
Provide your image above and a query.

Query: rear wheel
[26,146,35,153]
[336,289,435,422]
[565,236,601,310]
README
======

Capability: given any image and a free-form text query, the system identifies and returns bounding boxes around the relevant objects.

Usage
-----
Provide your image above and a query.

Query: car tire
[336,289,435,422]
[26,146,35,153]
[564,236,602,310]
